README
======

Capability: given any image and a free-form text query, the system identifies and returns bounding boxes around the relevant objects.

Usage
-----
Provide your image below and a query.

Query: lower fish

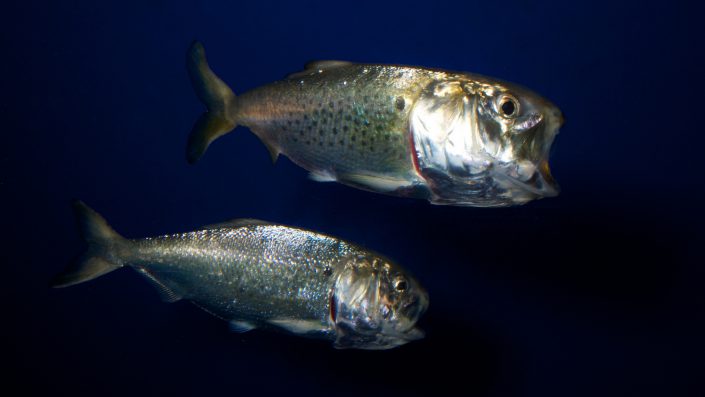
[186,41,563,207]
[53,201,428,350]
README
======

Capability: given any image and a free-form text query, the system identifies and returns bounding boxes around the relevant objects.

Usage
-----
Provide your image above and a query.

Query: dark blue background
[3,1,704,396]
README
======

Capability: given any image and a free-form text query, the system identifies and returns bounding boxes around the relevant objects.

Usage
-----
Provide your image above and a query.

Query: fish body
[53,202,428,350]
[187,42,563,206]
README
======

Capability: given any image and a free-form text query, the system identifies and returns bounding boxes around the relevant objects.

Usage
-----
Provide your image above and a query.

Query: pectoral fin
[308,170,337,183]
[338,173,411,192]
[267,318,327,335]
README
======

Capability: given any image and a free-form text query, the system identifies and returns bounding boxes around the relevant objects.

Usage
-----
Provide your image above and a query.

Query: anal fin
[229,320,257,333]
[262,141,280,164]
[136,268,183,303]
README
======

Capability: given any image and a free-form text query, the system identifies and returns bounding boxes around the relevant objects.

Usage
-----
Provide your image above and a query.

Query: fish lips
[495,159,560,198]
[500,112,562,198]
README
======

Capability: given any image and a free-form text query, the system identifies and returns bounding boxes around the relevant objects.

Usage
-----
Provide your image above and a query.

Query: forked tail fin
[186,41,239,164]
[51,201,127,288]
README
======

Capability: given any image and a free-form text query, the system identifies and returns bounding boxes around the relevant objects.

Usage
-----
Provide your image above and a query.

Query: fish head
[410,76,563,206]
[330,255,428,350]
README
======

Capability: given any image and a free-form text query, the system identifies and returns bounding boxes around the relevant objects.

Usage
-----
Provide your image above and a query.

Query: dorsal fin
[304,60,353,70]
[287,60,354,79]
[200,218,273,230]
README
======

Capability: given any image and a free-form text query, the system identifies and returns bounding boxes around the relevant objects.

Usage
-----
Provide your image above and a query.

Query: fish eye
[499,96,519,118]
[394,278,408,292]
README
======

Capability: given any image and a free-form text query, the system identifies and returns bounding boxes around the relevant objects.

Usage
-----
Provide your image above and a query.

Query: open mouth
[493,160,559,198]
[505,110,561,197]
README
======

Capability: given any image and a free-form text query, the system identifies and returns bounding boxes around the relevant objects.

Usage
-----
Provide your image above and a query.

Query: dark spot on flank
[395,96,405,111]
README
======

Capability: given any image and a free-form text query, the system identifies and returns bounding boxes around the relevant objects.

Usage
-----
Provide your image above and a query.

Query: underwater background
[3,0,704,396]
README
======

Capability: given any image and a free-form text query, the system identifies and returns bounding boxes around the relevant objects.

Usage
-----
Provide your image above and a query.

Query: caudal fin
[186,41,239,164]
[51,201,126,288]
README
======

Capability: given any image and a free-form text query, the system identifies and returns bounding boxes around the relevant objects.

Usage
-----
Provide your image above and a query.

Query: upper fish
[52,201,428,350]
[185,41,563,207]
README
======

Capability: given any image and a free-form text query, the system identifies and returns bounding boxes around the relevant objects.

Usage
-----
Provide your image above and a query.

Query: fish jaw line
[409,85,524,206]
[329,259,427,349]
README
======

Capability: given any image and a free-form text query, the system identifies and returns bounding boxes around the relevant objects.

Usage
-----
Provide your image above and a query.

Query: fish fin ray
[304,60,354,70]
[186,41,239,164]
[262,140,280,164]
[136,268,183,303]
[200,219,273,230]
[51,256,118,288]
[229,320,257,333]
[338,173,411,192]
[287,60,354,79]
[51,201,126,288]
[308,170,337,183]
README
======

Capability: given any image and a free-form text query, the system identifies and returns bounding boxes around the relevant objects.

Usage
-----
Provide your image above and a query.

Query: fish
[52,201,429,350]
[185,41,564,207]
